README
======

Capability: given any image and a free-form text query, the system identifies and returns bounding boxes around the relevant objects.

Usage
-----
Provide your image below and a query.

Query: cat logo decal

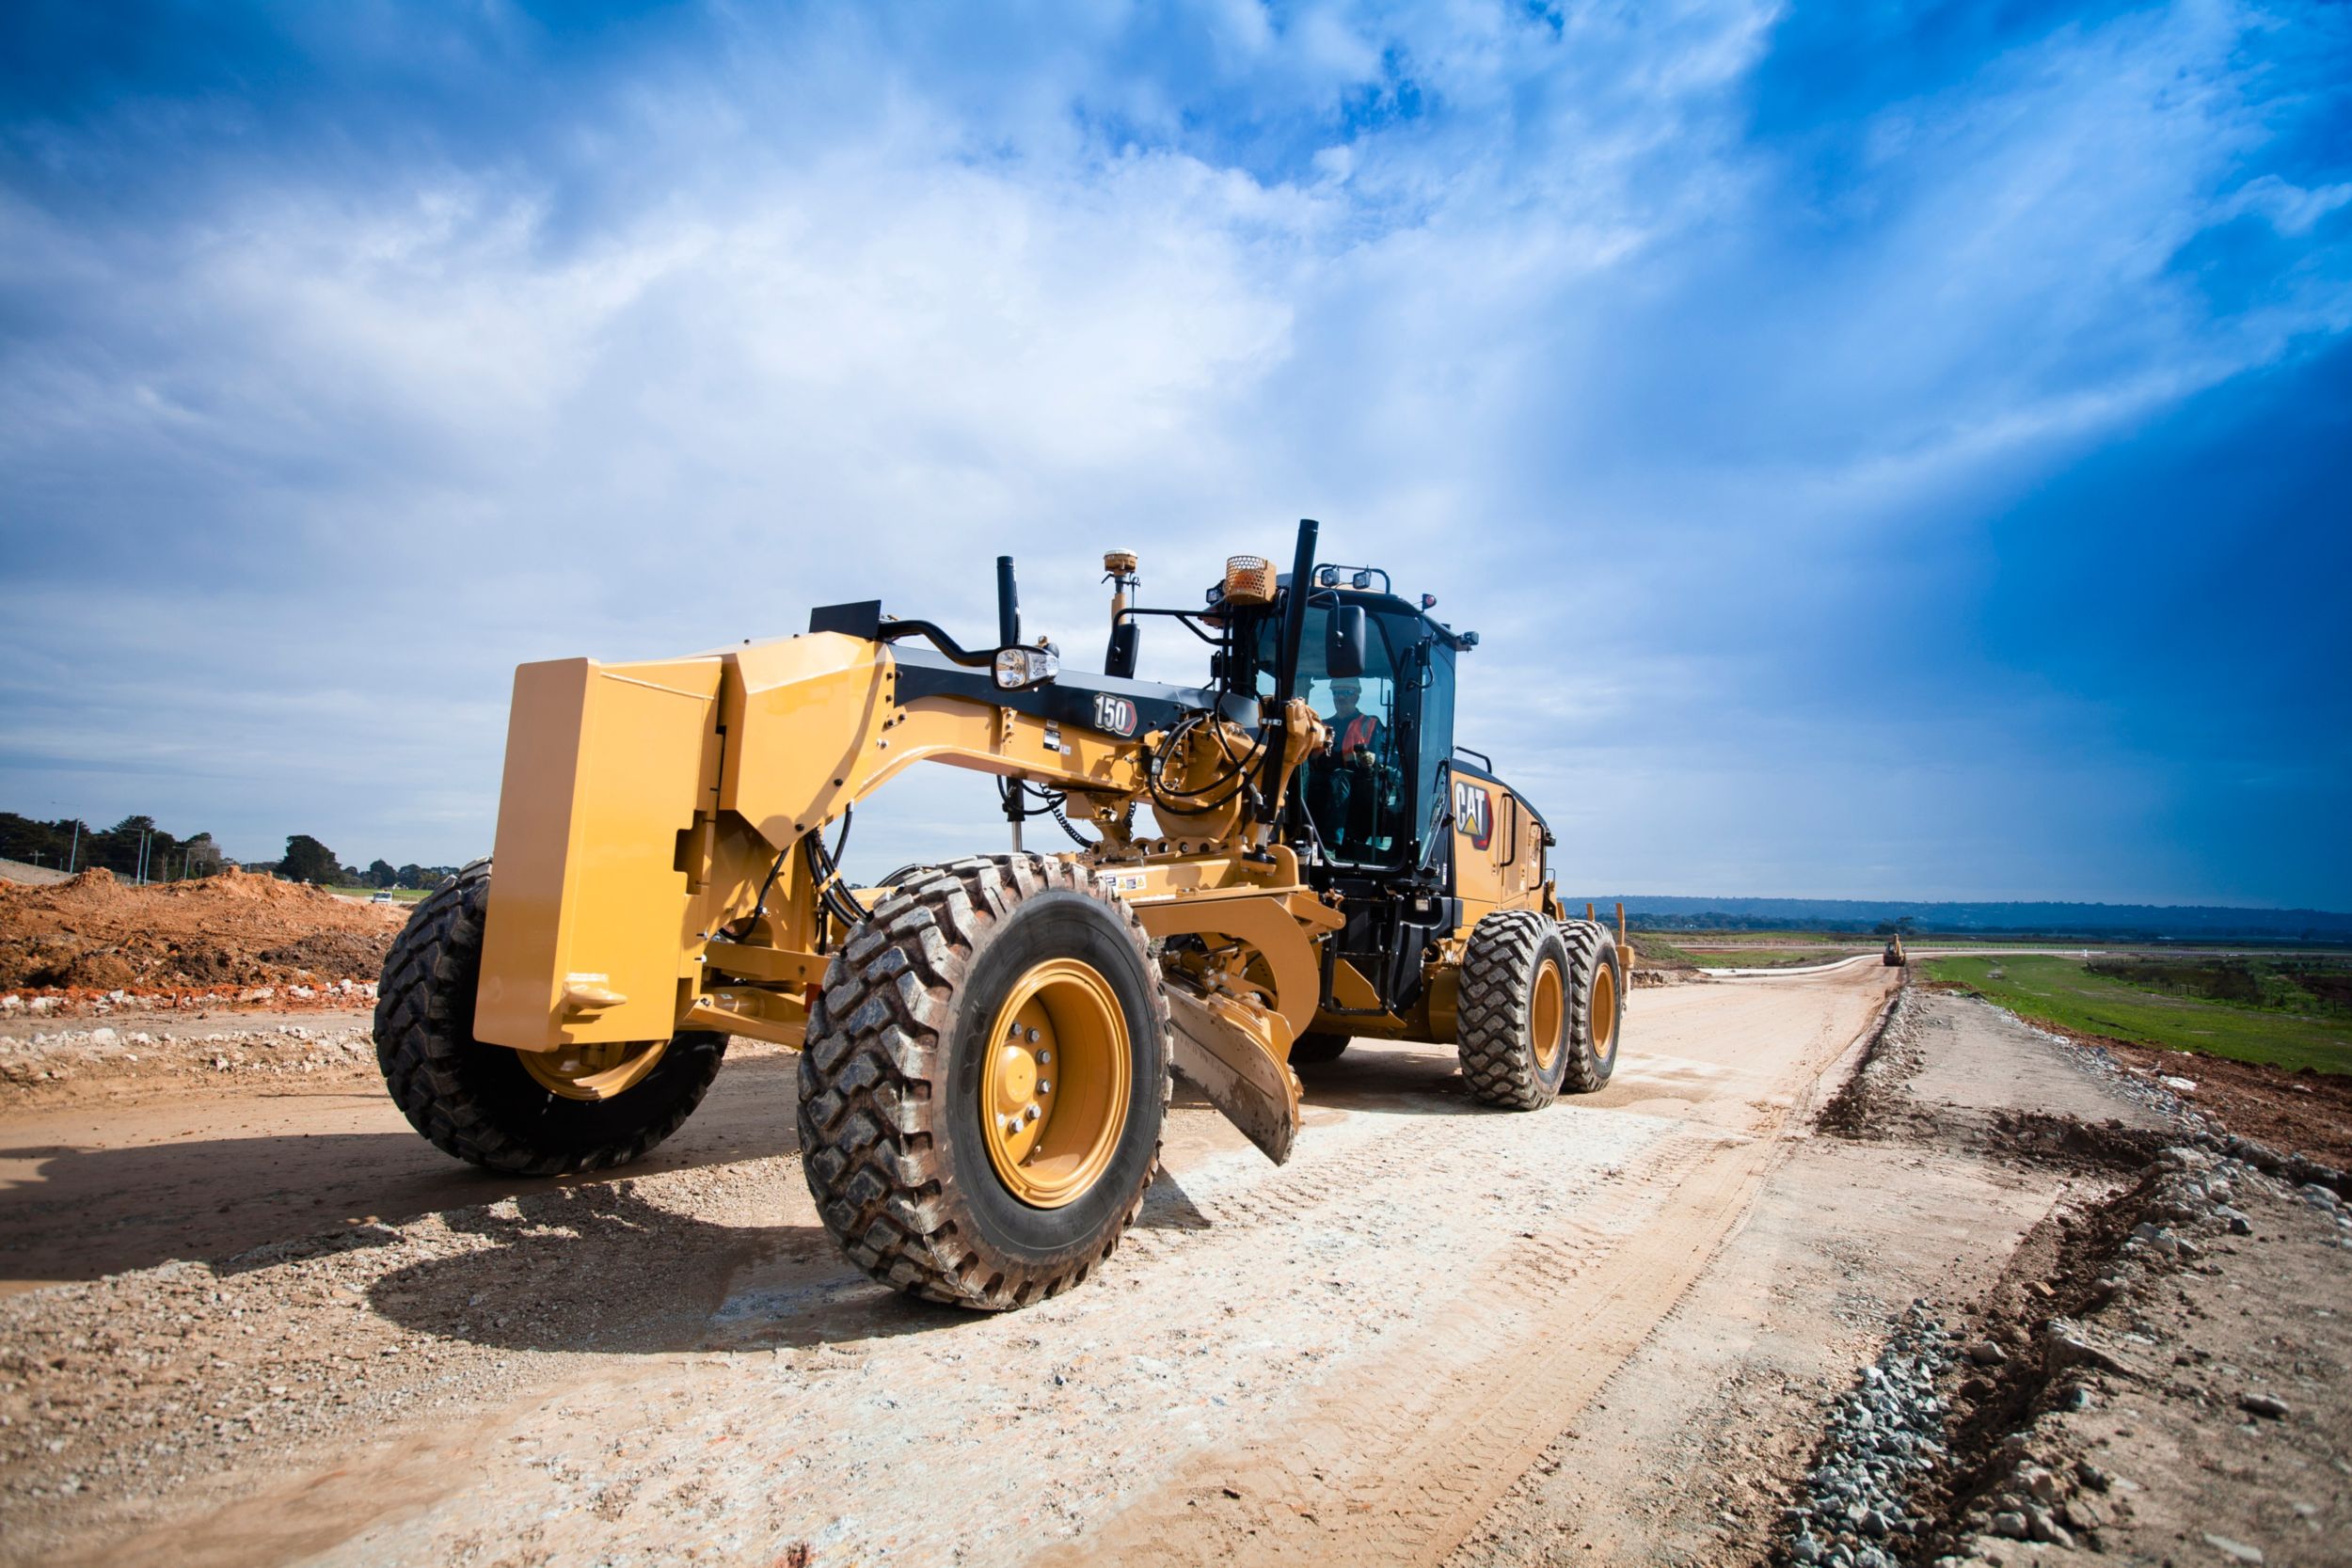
[1454,781,1494,850]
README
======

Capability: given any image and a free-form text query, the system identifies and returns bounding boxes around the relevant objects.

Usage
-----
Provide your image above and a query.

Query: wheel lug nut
[1024,1103,1040,1123]
[1037,1049,1052,1065]
[1025,1027,1040,1043]
[1037,1079,1052,1095]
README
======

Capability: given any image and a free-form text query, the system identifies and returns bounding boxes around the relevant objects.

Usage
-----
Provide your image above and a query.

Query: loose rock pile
[1783,1302,1958,1566]
[0,1020,380,1095]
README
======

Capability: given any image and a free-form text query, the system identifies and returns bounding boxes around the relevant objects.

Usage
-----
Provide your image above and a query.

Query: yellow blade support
[1164,983,1301,1164]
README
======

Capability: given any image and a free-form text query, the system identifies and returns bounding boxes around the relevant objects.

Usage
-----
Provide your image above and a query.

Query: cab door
[1450,774,1546,925]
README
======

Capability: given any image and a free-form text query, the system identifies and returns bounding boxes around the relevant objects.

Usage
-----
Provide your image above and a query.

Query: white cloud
[2,0,2344,899]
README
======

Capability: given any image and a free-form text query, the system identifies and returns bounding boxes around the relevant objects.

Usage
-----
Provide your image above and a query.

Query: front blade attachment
[1164,984,1301,1164]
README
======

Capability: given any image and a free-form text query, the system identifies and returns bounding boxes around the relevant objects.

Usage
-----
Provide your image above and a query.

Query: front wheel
[373,859,727,1176]
[798,854,1170,1310]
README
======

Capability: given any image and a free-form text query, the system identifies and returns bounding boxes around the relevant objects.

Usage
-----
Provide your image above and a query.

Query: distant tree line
[248,833,457,889]
[2,812,456,890]
[0,813,224,880]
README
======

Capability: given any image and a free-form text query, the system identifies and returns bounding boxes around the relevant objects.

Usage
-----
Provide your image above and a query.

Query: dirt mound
[0,868,406,991]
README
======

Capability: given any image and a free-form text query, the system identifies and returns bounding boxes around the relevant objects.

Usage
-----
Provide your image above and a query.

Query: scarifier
[373,520,1628,1307]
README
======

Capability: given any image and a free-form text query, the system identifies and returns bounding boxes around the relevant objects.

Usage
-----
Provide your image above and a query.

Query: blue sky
[2,1,2346,906]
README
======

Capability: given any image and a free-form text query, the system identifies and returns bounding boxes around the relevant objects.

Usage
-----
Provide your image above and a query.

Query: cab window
[1257,604,1413,864]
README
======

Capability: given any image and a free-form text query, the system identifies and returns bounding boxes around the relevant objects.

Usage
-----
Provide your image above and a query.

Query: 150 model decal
[1093,693,1138,737]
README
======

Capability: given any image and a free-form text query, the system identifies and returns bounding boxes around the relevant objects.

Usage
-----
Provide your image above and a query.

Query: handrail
[876,617,997,669]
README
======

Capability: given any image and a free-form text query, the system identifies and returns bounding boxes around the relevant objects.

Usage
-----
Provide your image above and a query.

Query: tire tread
[797,854,1170,1310]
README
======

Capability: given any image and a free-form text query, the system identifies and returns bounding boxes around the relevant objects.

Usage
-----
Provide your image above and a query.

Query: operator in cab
[1311,676,1395,861]
[1327,679,1382,768]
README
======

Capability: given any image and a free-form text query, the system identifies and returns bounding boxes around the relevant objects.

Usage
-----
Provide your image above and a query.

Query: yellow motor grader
[374,520,1625,1308]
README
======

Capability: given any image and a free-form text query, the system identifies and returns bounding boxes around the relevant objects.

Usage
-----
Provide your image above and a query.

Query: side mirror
[1327,606,1367,679]
[1104,621,1140,679]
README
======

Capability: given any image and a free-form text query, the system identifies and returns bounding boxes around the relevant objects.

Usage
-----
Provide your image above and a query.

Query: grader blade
[1165,985,1301,1164]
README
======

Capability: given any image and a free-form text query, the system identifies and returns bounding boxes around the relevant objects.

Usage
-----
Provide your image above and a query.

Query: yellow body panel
[723,634,1148,843]
[478,635,1168,1052]
[1449,774,1548,928]
[476,657,725,1051]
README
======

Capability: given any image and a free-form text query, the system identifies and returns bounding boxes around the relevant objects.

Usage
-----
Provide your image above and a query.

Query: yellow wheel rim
[1590,962,1618,1063]
[1531,957,1566,1071]
[520,1038,667,1101]
[980,958,1132,1210]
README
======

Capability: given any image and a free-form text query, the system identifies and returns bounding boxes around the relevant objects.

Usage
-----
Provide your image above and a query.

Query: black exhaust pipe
[995,555,1021,648]
[1260,518,1321,810]
[1275,518,1318,701]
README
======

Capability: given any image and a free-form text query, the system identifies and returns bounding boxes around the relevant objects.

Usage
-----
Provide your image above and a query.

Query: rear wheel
[1289,1032,1351,1065]
[1557,920,1625,1093]
[1456,911,1575,1109]
[799,854,1170,1310]
[373,860,727,1175]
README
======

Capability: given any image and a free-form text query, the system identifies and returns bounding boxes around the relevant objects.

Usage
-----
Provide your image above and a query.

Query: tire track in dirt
[1040,974,1895,1568]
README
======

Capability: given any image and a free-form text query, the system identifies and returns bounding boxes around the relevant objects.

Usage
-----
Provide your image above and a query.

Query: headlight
[994,646,1060,689]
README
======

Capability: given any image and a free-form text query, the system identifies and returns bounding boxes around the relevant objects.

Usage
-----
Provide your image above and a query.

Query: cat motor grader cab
[374,519,1626,1309]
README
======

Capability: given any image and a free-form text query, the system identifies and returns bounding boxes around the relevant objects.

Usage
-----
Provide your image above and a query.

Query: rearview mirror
[1104,621,1139,679]
[1327,606,1367,680]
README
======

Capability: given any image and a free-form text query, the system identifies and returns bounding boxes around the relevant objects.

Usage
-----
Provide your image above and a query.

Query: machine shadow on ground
[1271,1039,1484,1115]
[351,1180,935,1356]
[361,1164,1225,1357]
[0,1055,807,1287]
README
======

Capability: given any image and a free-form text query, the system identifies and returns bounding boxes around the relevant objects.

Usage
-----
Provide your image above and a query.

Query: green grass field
[1926,955,2352,1076]
[324,885,431,903]
[1629,934,1700,967]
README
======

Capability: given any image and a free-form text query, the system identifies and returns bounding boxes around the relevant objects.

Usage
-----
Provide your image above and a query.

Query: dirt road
[0,964,1886,1563]
[5,963,2344,1567]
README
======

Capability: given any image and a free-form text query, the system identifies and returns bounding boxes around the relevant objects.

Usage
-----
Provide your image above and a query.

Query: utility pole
[66,820,78,873]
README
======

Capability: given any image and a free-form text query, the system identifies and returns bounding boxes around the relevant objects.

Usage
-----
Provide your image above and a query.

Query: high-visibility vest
[1341,714,1380,755]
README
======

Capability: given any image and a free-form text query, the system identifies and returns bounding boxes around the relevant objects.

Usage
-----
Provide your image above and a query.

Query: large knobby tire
[373,859,728,1176]
[1456,910,1577,1109]
[1289,1031,1351,1065]
[798,854,1170,1310]
[1557,919,1626,1093]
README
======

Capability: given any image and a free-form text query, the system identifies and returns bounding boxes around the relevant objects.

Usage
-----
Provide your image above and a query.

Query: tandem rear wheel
[797,854,1172,1310]
[1456,910,1623,1108]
